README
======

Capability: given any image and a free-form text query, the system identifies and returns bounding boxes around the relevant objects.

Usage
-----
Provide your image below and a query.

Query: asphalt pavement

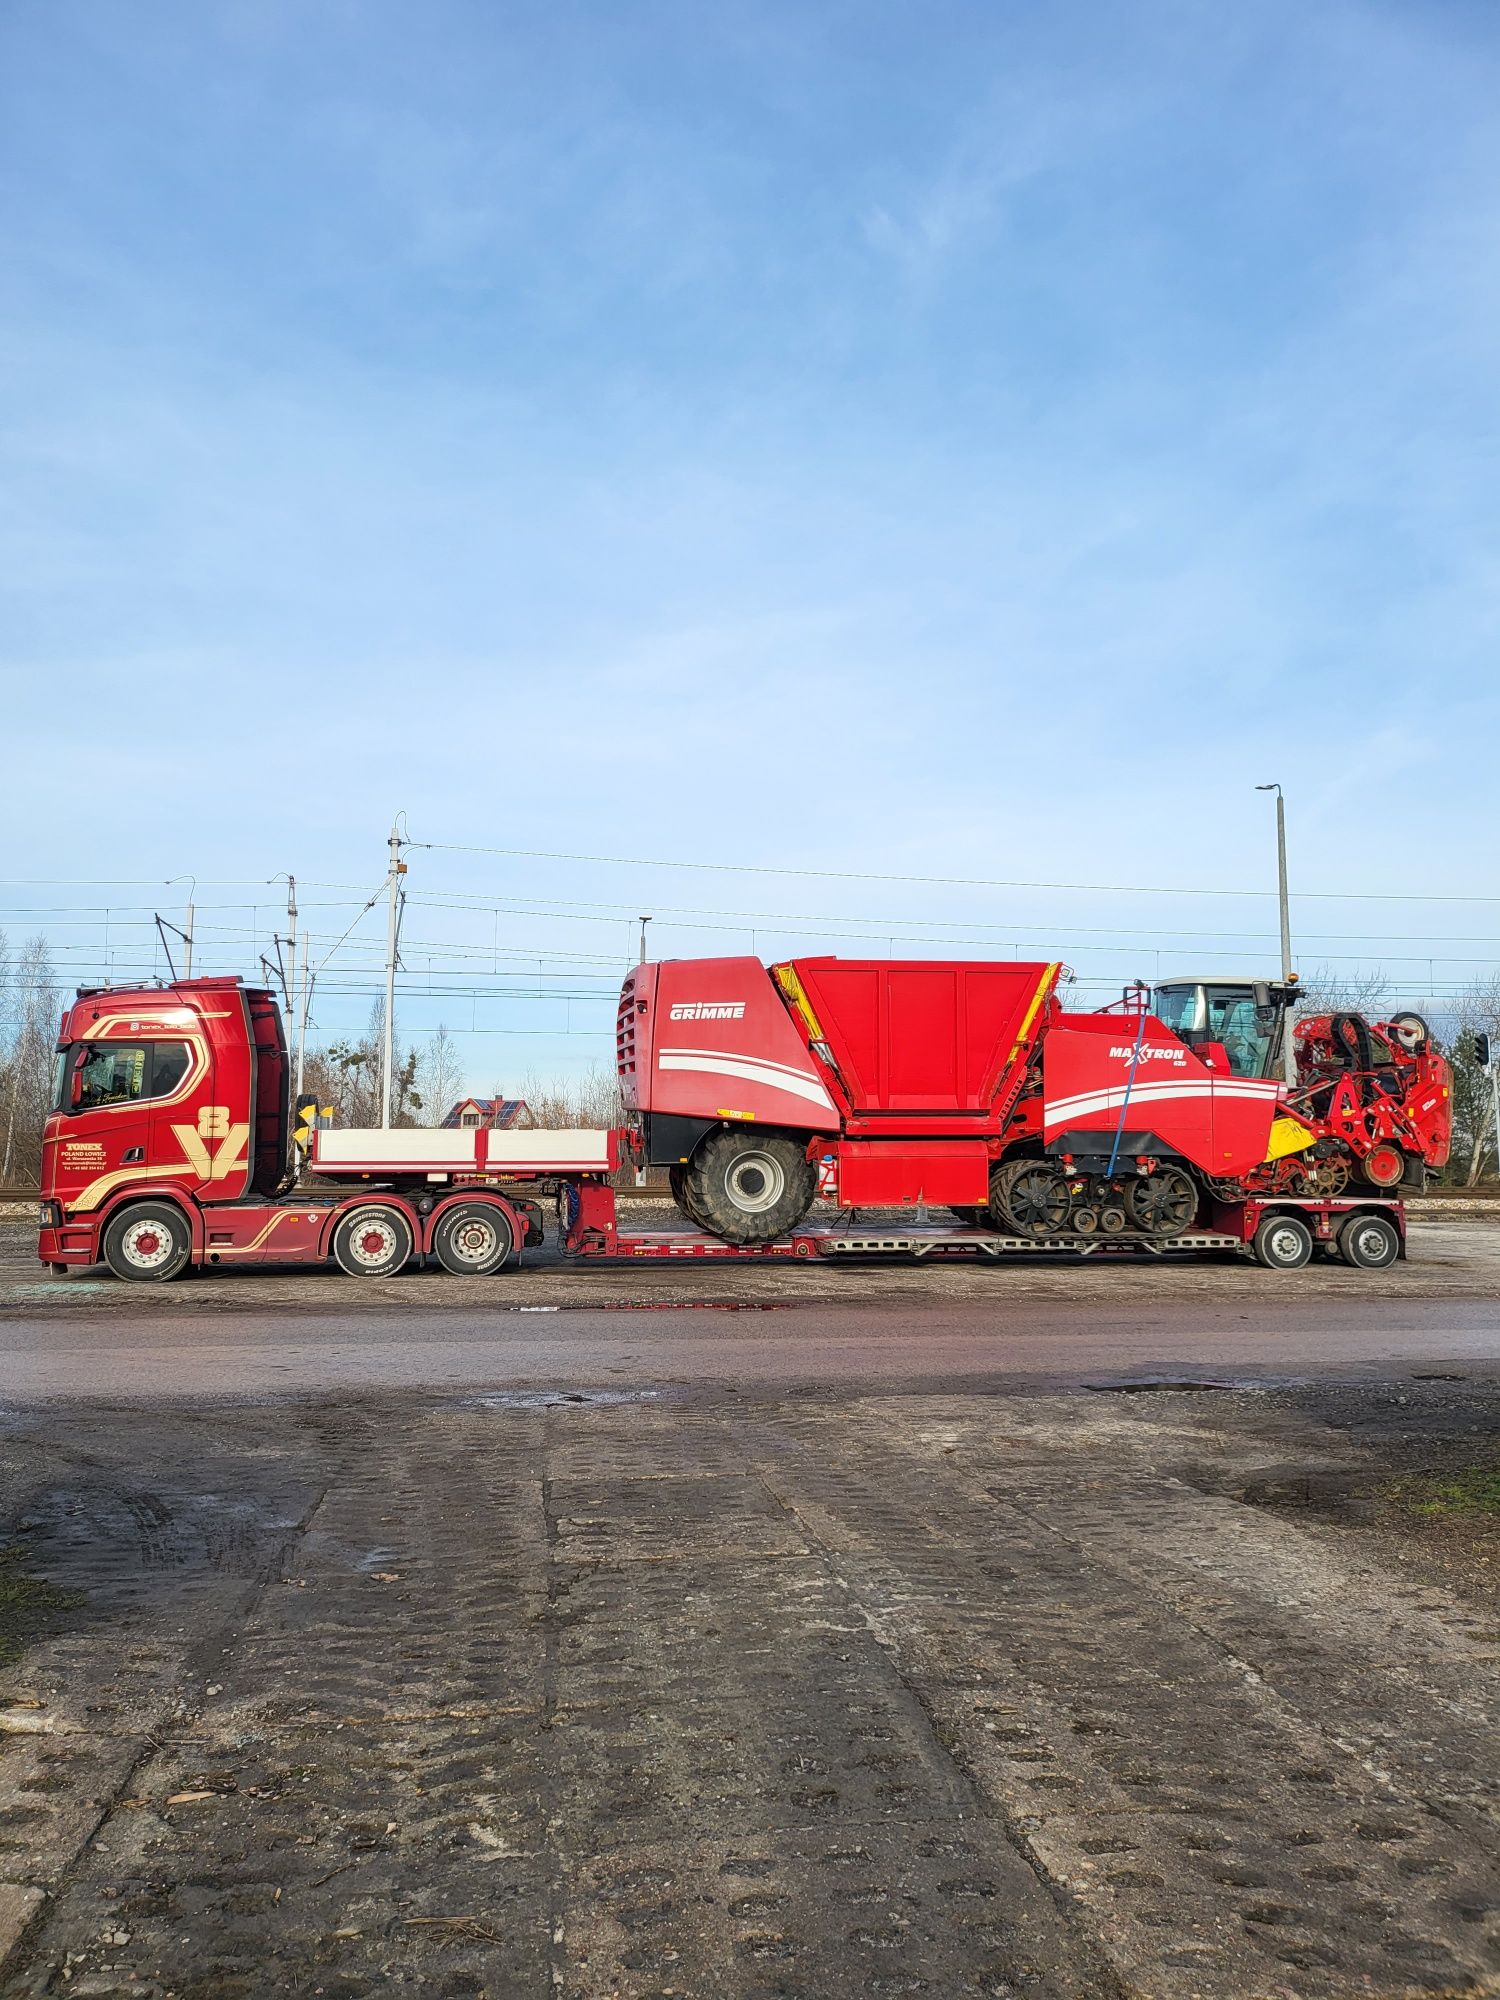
[0,1211,1497,1997]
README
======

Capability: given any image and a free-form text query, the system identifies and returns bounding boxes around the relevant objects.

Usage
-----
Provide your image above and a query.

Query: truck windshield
[69,1041,191,1110]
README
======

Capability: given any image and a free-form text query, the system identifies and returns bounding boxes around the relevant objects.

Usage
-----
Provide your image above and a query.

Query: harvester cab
[1148,976,1300,1081]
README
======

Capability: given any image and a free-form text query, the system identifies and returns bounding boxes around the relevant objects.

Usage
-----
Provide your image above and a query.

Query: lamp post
[1256,784,1295,1084]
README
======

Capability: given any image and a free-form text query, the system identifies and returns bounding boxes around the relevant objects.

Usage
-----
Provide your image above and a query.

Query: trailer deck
[562,1190,1406,1267]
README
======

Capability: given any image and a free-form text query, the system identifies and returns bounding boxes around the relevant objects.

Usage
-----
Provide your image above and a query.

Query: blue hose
[1106,997,1150,1180]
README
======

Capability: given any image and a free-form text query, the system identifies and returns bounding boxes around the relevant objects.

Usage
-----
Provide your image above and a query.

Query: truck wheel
[1337,1211,1401,1269]
[1252,1213,1314,1270]
[432,1203,513,1275]
[102,1202,192,1283]
[1125,1167,1198,1237]
[680,1129,816,1244]
[333,1205,414,1278]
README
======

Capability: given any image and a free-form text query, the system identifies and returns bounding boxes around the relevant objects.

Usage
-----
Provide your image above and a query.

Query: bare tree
[2,934,60,1184]
[517,1064,624,1129]
[308,998,422,1127]
[1446,974,1500,1186]
[1292,965,1396,1018]
[415,1024,465,1126]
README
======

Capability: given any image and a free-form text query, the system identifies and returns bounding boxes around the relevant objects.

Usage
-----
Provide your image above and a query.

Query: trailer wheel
[1252,1213,1314,1270]
[1336,1211,1401,1269]
[333,1205,414,1278]
[102,1202,192,1283]
[681,1129,816,1244]
[432,1203,514,1276]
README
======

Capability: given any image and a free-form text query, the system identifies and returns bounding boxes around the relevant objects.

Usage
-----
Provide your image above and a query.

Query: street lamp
[1256,784,1295,1085]
[1255,785,1292,983]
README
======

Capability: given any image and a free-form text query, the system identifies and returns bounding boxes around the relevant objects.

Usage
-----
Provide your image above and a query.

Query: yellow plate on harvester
[1263,1114,1316,1163]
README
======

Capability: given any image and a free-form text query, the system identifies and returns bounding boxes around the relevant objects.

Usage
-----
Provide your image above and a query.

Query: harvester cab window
[1152,987,1203,1040]
[1151,982,1278,1080]
[1204,992,1275,1080]
[70,1040,191,1110]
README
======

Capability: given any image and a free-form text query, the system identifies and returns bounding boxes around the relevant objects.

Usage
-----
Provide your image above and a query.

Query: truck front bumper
[39,1215,100,1267]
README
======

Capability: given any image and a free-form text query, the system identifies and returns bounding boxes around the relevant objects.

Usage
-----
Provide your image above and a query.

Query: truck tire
[102,1202,192,1283]
[432,1202,514,1275]
[1252,1213,1314,1270]
[1337,1211,1401,1269]
[680,1129,816,1244]
[332,1205,414,1278]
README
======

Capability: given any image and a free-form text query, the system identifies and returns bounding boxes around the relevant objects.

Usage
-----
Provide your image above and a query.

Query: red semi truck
[35,958,1444,1282]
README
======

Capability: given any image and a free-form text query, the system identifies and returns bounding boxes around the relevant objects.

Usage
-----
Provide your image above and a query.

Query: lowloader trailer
[37,974,1408,1281]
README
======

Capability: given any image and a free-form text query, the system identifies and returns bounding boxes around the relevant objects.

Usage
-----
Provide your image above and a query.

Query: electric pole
[285,873,297,1021]
[380,821,407,1127]
[300,928,314,1104]
[1256,784,1296,1083]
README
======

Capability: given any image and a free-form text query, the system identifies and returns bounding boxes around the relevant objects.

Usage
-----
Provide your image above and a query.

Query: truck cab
[1148,976,1299,1081]
[40,977,289,1229]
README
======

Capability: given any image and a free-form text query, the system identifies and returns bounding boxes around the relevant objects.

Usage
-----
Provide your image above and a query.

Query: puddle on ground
[460,1389,663,1410]
[1084,1378,1248,1394]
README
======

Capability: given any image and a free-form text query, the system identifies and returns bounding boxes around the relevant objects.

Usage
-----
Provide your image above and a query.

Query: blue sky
[3,0,1497,1086]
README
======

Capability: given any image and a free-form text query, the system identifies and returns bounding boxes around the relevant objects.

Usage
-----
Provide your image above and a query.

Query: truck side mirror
[1251,981,1271,1010]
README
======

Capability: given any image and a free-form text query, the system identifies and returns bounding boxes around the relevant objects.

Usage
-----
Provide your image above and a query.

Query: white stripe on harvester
[1045,1078,1280,1126]
[657,1051,837,1111]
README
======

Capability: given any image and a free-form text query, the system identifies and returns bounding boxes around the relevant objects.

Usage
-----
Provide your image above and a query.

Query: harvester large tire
[679,1129,817,1245]
[670,1164,717,1233]
[1124,1167,1198,1238]
[990,1158,1071,1238]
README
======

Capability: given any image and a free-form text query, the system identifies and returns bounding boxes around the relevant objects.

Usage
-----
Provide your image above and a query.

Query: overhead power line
[410,839,1500,906]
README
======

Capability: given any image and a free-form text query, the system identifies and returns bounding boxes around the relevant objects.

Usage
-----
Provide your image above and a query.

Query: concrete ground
[1,1208,1498,1997]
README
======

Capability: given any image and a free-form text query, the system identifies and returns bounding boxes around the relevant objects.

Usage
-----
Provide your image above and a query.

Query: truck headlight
[39,1201,63,1229]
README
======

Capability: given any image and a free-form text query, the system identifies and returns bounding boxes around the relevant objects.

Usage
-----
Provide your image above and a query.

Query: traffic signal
[1474,1032,1493,1068]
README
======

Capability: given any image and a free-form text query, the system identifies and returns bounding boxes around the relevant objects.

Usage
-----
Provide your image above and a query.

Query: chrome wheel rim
[121,1219,175,1271]
[348,1215,401,1269]
[1354,1224,1390,1264]
[449,1215,500,1266]
[725,1151,786,1214]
